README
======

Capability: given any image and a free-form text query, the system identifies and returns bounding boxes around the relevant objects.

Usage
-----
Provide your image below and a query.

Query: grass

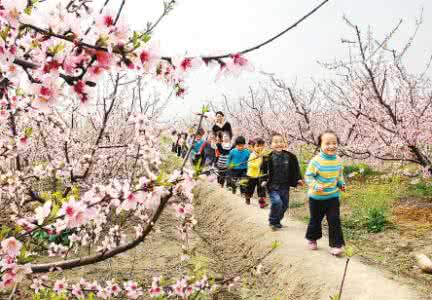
[341,180,399,233]
[407,180,432,198]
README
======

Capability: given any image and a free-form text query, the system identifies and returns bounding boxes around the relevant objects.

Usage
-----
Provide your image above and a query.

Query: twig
[338,257,350,299]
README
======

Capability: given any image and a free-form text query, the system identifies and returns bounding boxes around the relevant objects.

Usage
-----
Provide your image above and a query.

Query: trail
[194,182,426,300]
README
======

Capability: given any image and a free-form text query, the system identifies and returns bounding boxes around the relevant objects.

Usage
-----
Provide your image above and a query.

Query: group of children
[172,128,346,256]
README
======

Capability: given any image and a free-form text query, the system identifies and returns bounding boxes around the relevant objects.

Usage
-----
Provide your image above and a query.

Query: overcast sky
[109,0,432,119]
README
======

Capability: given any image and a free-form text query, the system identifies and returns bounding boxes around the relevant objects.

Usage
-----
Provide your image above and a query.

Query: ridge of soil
[193,182,427,300]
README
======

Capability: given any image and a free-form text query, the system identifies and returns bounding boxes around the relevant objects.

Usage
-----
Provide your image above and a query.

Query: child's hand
[315,184,324,192]
[340,185,346,192]
[260,181,267,187]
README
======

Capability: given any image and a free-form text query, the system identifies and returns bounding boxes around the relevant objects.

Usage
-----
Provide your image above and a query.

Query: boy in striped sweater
[305,131,346,256]
[215,133,232,187]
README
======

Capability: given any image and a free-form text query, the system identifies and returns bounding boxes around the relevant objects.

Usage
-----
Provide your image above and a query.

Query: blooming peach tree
[0,0,331,298]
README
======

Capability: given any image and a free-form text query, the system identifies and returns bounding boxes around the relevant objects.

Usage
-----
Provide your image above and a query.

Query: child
[199,133,217,168]
[190,129,205,166]
[246,138,267,207]
[226,136,250,195]
[247,139,256,152]
[171,130,178,153]
[215,133,232,187]
[180,133,188,158]
[261,133,303,230]
[304,131,346,256]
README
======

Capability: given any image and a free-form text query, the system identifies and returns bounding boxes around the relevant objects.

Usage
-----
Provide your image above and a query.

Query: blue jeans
[268,188,290,225]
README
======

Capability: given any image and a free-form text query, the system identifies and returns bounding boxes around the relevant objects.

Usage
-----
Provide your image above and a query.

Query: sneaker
[330,247,344,256]
[270,223,282,231]
[307,240,318,250]
[245,198,251,205]
[259,198,268,208]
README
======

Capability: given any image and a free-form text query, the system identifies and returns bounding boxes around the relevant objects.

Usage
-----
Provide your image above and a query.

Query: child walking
[261,133,303,230]
[246,138,267,208]
[304,131,346,256]
[199,133,217,168]
[226,136,250,195]
[215,133,232,187]
[190,129,205,167]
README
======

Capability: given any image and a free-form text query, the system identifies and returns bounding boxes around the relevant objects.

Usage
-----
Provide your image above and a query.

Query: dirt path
[194,182,427,300]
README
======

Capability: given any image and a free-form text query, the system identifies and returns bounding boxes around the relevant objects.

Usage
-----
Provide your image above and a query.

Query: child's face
[271,136,287,152]
[255,144,265,153]
[321,133,338,155]
[222,134,230,143]
[236,144,245,151]
[196,134,202,141]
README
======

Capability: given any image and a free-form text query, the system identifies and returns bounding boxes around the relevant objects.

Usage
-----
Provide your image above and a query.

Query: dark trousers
[246,177,266,198]
[268,187,290,225]
[217,168,227,187]
[227,169,247,194]
[305,197,345,248]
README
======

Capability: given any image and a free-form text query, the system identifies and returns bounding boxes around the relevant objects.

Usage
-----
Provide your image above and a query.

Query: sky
[105,0,432,119]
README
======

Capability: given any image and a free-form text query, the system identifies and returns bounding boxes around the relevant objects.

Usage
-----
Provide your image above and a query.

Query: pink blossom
[60,198,88,228]
[72,283,84,299]
[1,237,22,257]
[149,277,163,297]
[0,272,15,289]
[35,201,51,225]
[95,51,113,68]
[124,280,143,299]
[106,280,121,297]
[140,43,161,72]
[53,278,68,294]
[96,12,115,30]
[120,191,138,211]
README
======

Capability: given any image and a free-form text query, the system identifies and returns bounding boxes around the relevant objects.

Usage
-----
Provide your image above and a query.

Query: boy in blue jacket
[226,136,250,195]
[191,128,205,166]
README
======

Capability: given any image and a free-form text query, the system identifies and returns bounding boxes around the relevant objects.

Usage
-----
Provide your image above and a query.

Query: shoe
[270,223,282,231]
[307,240,318,250]
[245,198,251,205]
[258,198,268,208]
[330,247,344,256]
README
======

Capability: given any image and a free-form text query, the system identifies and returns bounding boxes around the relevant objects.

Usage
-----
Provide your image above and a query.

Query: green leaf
[33,230,48,240]
[48,43,65,55]
[0,26,10,41]
[271,240,281,250]
[345,245,356,258]
[87,292,95,300]
[0,226,11,240]
[142,34,151,43]
[132,31,140,48]
[201,105,209,113]
[24,5,33,15]
[156,171,166,184]
[24,127,33,138]
[50,202,60,219]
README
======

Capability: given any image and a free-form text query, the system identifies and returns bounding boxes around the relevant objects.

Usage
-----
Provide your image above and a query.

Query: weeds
[342,182,396,233]
[407,180,432,198]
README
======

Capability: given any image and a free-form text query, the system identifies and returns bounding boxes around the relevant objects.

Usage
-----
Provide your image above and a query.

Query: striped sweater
[305,151,345,200]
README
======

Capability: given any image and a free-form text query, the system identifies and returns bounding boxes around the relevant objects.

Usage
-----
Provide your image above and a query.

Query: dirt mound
[194,182,425,300]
